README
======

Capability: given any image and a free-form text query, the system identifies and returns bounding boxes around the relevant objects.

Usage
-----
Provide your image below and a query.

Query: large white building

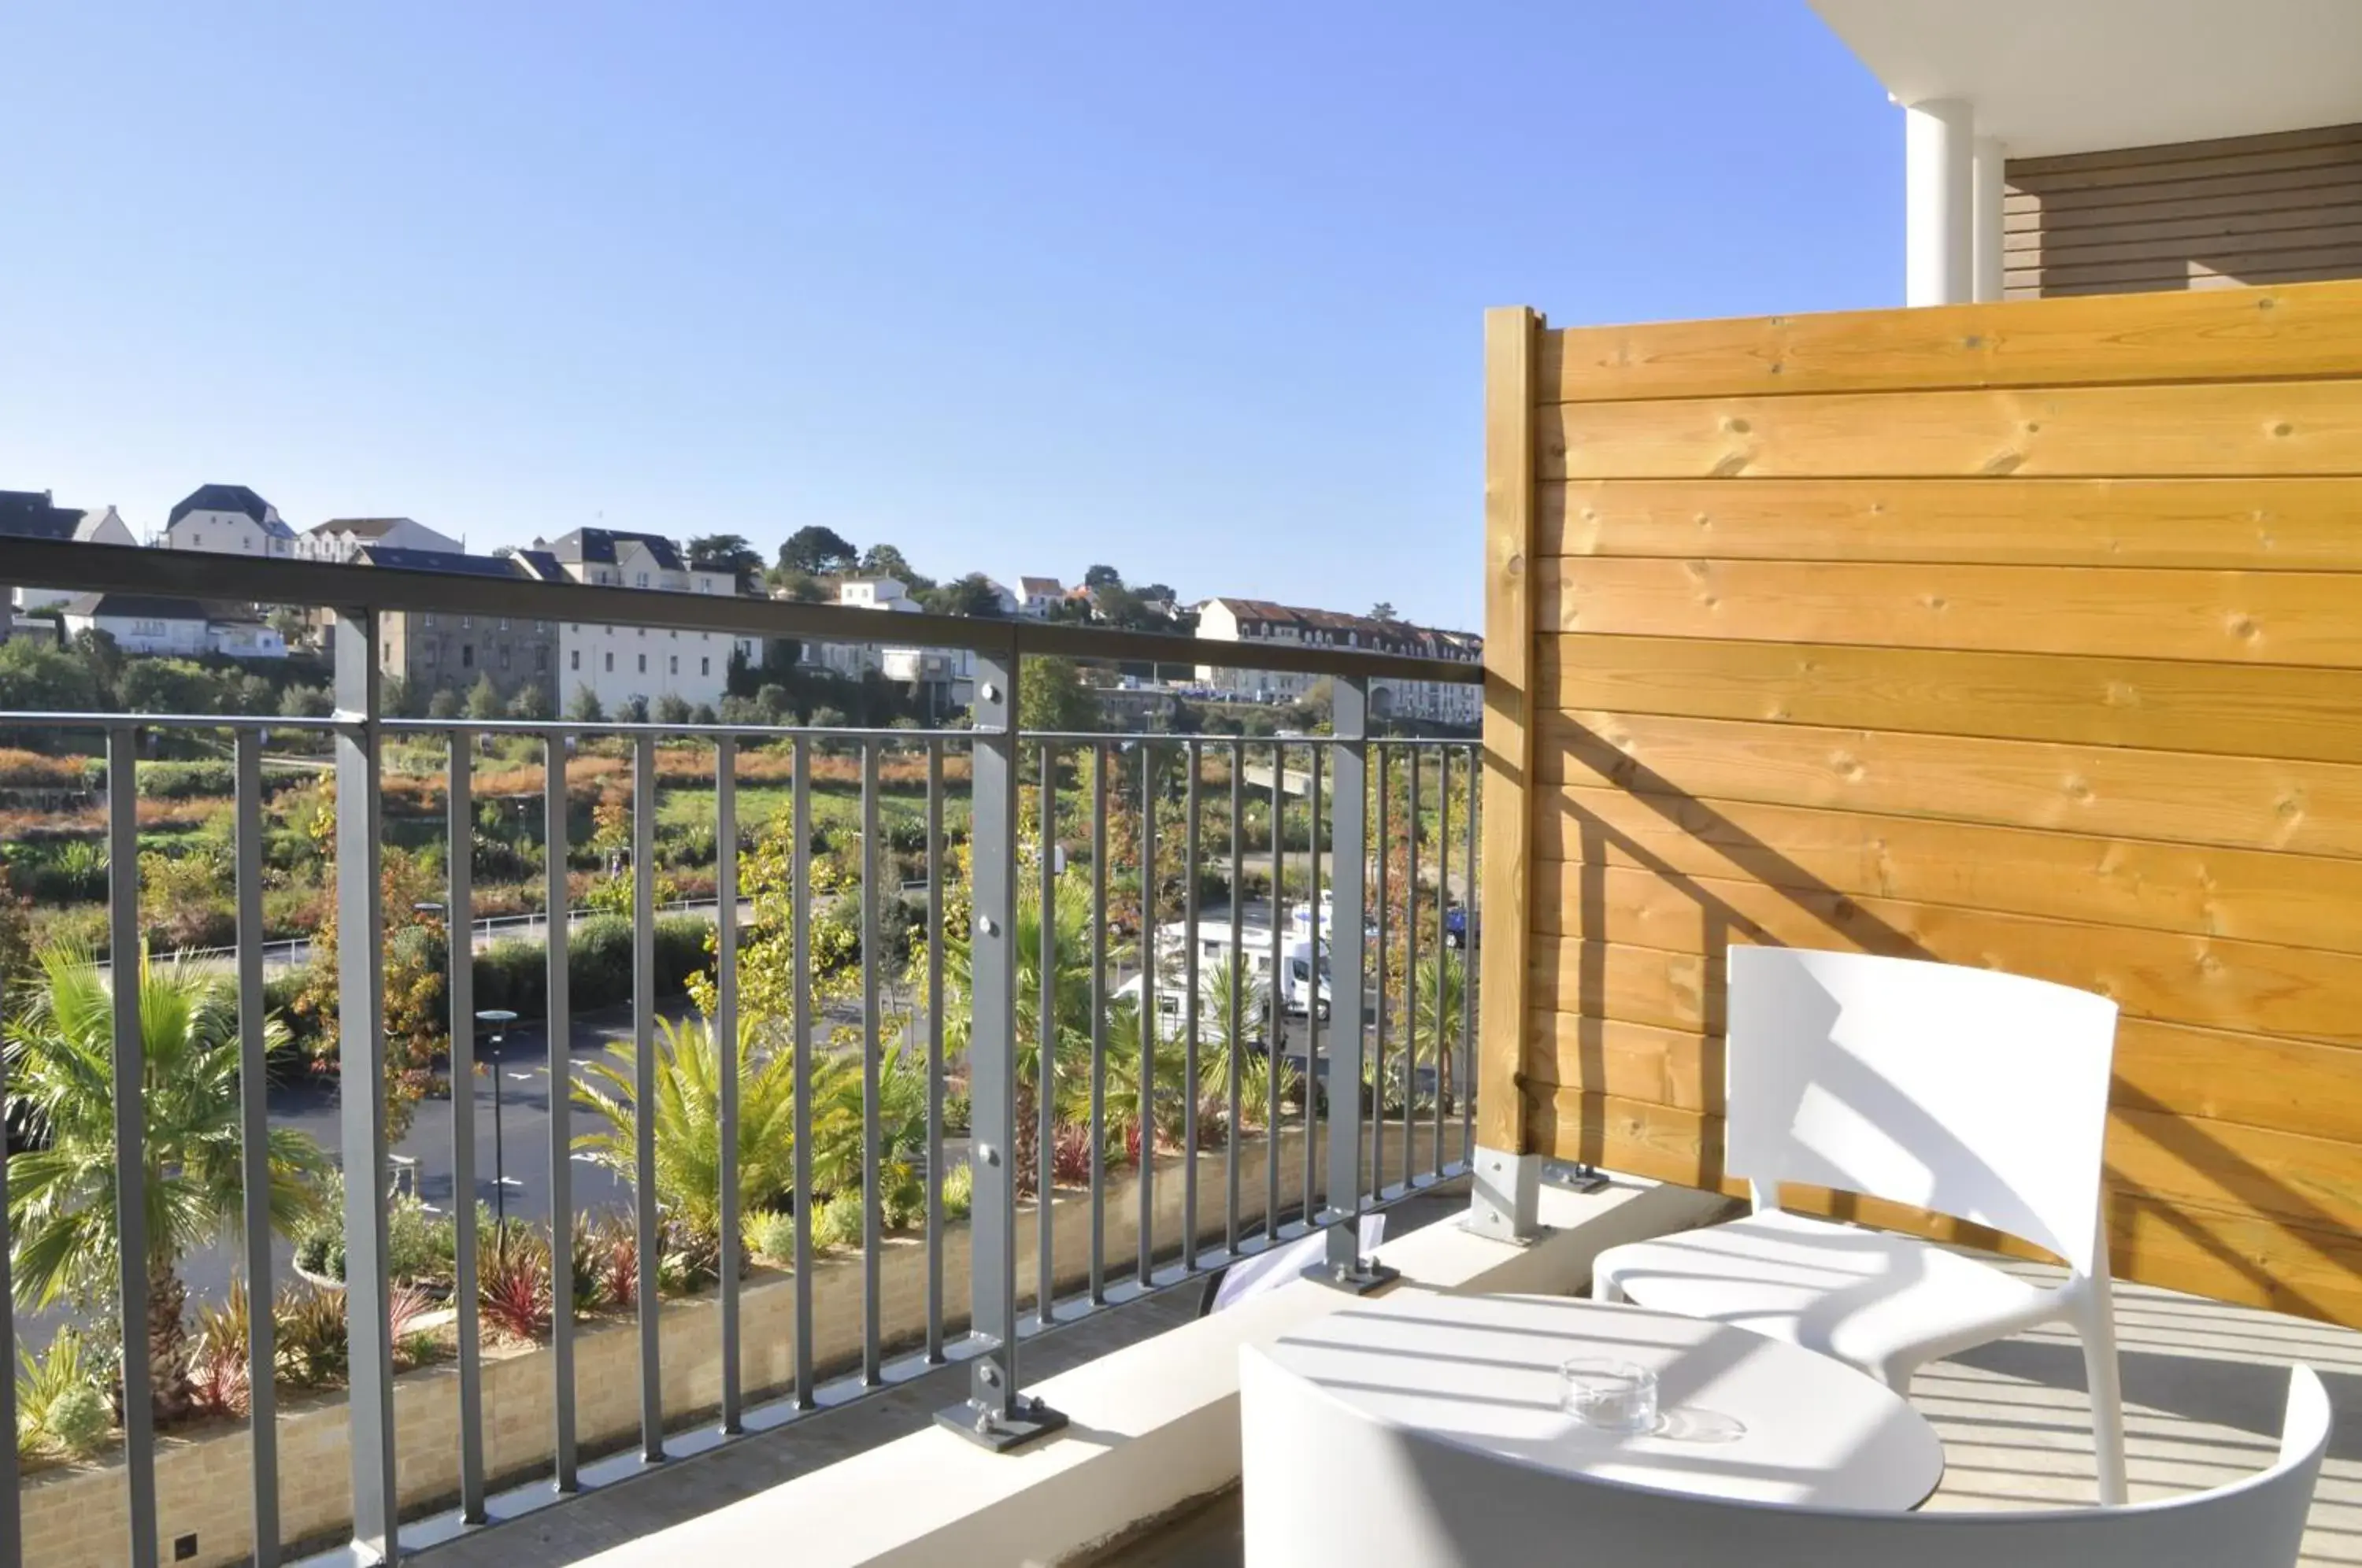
[301,516,463,563]
[1194,598,1480,728]
[57,593,286,659]
[159,484,296,557]
[531,528,758,713]
[801,575,976,710]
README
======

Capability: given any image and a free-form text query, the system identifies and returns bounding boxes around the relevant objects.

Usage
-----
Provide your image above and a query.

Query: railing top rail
[0,536,1480,683]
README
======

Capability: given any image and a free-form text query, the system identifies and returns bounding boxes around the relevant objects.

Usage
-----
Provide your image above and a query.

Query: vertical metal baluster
[715,734,742,1430]
[1137,741,1157,1286]
[1405,742,1421,1184]
[442,730,482,1525]
[935,645,1064,1448]
[1224,743,1243,1256]
[1315,678,1390,1292]
[1461,743,1479,1164]
[1180,741,1200,1272]
[545,729,577,1490]
[1036,741,1057,1328]
[631,734,663,1459]
[790,736,816,1408]
[1265,744,1283,1241]
[233,730,283,1562]
[107,726,158,1568]
[925,740,947,1360]
[1303,747,1321,1226]
[1088,744,1109,1305]
[1432,747,1451,1179]
[1372,746,1390,1200]
[330,614,402,1560]
[861,741,883,1385]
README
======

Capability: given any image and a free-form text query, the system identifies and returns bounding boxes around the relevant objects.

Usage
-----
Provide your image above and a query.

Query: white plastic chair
[1590,947,2129,1502]
[1245,1352,2329,1567]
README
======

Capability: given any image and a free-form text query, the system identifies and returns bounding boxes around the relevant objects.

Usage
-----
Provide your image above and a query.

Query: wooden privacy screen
[1479,279,2362,1326]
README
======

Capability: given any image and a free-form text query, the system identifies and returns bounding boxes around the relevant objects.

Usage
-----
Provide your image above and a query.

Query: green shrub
[135,760,236,800]
[814,1189,864,1251]
[274,1285,350,1388]
[386,1194,452,1285]
[743,1208,798,1265]
[16,1326,109,1460]
[939,1163,973,1222]
[44,1385,110,1455]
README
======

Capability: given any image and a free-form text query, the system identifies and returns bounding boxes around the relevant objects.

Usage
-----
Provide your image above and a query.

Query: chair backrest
[1723,947,2118,1273]
[1346,1364,2329,1568]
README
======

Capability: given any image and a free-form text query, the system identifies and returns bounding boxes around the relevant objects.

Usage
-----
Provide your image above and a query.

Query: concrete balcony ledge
[578,1175,1730,1568]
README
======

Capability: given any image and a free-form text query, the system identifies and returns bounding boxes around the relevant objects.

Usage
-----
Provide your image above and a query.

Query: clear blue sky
[6,2,1897,631]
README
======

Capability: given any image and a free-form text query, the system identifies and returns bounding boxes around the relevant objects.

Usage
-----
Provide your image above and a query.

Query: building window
[668,656,678,675]
[605,652,614,672]
[638,654,647,674]
[424,614,436,628]
[461,617,472,630]
[636,572,649,588]
[571,649,580,671]
[498,618,509,631]
[537,647,549,672]
[461,644,474,668]
[499,645,511,671]
[424,645,438,665]
[701,656,709,676]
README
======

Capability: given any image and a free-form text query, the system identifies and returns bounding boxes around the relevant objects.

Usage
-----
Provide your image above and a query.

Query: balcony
[11,276,2362,1568]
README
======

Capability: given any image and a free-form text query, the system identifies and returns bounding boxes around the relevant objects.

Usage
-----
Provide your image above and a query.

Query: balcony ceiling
[1808,0,2362,157]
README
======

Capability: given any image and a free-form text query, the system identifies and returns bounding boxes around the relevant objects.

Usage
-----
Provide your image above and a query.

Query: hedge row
[469,915,711,1020]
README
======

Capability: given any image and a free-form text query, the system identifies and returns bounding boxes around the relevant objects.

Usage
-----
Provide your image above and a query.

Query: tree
[653,693,694,726]
[381,674,414,718]
[778,526,857,576]
[0,638,98,717]
[7,949,331,1419]
[1016,655,1101,734]
[277,683,332,719]
[686,534,763,578]
[507,682,553,721]
[464,674,503,721]
[267,605,312,649]
[70,629,123,704]
[857,542,930,590]
[769,569,827,604]
[118,659,229,715]
[1369,601,1398,622]
[1083,564,1124,590]
[426,686,464,721]
[620,694,650,724]
[568,684,605,723]
[921,573,1008,618]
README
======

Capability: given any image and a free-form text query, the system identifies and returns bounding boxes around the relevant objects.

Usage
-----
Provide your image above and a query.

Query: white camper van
[1150,920,1330,1020]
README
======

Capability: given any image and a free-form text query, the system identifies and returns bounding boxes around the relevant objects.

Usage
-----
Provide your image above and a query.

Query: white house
[57,594,287,660]
[1194,597,1480,728]
[160,484,296,557]
[800,575,976,708]
[1015,576,1065,618]
[301,516,463,563]
[535,527,758,713]
[1,492,139,610]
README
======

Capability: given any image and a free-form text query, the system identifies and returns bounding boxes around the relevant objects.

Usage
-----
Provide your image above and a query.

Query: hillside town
[0,485,1479,733]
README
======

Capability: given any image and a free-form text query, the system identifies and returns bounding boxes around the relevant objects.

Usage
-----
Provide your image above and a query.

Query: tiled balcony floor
[1095,1256,2362,1566]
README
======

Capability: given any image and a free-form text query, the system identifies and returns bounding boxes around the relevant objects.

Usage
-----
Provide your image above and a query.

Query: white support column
[1973,135,2006,301]
[1905,98,1975,305]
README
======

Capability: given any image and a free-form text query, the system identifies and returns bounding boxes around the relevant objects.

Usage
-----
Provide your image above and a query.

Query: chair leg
[2075,1279,2129,1506]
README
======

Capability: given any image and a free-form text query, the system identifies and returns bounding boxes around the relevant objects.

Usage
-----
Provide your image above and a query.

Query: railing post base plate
[1301,1258,1401,1296]
[935,1397,1071,1454]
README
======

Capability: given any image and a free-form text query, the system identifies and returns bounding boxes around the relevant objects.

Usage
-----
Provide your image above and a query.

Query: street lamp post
[475,1009,520,1236]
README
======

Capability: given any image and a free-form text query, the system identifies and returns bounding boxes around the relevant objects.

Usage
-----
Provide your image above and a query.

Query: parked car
[1445,905,1478,949]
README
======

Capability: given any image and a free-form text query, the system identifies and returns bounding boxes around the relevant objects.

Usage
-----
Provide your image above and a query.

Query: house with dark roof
[57,593,286,660]
[2,492,140,618]
[354,547,560,708]
[529,528,758,712]
[1193,597,1481,727]
[301,516,462,564]
[161,484,294,557]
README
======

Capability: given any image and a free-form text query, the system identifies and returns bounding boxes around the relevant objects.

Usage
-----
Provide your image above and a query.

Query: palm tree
[1194,961,1272,1130]
[7,947,330,1421]
[1409,949,1470,1110]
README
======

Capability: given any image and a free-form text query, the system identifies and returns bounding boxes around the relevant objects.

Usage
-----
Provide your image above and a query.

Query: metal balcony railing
[0,537,1480,1568]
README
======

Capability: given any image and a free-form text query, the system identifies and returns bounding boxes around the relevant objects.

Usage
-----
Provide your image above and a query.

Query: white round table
[1246,1292,1943,1511]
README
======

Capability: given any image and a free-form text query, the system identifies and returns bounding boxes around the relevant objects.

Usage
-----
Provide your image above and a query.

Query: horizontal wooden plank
[1539,709,2362,860]
[1534,867,2362,1046]
[1536,557,2362,669]
[2008,161,2362,218]
[1538,477,2362,568]
[2005,205,2362,257]
[2019,264,2362,300]
[1537,379,2362,480]
[1524,1085,2362,1259]
[1536,785,2362,952]
[2007,135,2362,197]
[2008,123,2362,179]
[2012,243,2362,290]
[2006,176,2362,235]
[1529,940,1716,1032]
[1536,279,2362,402]
[1527,1007,2362,1148]
[2105,1191,2362,1326]
[1539,634,2362,764]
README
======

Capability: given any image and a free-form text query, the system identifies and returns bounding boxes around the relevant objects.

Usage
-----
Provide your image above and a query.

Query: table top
[1256,1292,1944,1511]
